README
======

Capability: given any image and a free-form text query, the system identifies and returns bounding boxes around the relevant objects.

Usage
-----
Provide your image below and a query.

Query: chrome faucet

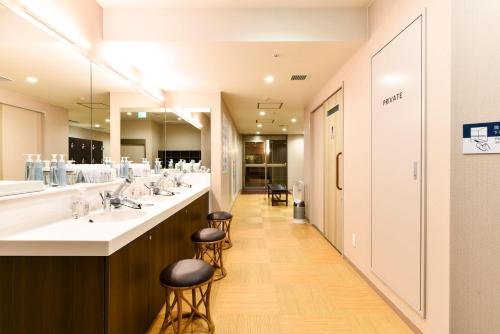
[100,178,142,210]
[174,170,192,188]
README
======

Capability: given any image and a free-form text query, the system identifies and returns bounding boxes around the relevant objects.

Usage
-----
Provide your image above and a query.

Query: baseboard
[343,256,422,334]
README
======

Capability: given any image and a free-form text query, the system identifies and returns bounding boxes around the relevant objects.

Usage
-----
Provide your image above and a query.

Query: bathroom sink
[84,209,147,224]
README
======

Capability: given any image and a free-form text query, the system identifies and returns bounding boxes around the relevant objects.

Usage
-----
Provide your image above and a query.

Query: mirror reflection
[0,4,92,182]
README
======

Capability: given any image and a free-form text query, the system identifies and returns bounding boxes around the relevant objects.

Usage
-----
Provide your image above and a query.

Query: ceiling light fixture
[173,107,203,129]
[256,131,261,135]
[6,2,91,51]
[259,111,266,116]
[177,117,182,121]
[257,124,263,128]
[264,75,274,84]
[105,119,110,123]
[94,124,100,128]
[282,128,287,132]
[127,112,132,116]
[25,76,38,84]
[291,118,297,123]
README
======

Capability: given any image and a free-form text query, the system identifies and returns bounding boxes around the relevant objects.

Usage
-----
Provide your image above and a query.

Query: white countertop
[0,175,210,256]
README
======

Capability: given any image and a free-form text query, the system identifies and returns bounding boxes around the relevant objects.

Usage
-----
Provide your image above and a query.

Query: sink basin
[84,209,147,223]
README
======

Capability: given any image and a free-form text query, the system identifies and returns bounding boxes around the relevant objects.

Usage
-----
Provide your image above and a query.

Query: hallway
[148,194,413,334]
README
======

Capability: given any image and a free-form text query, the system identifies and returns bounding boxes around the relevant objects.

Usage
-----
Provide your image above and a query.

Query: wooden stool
[159,259,215,334]
[206,211,233,249]
[191,228,227,281]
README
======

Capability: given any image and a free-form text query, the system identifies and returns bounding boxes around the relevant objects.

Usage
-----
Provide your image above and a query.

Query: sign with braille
[463,122,500,154]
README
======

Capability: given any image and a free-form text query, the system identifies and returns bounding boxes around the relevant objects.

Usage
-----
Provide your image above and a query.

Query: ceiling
[101,40,361,134]
[97,0,371,9]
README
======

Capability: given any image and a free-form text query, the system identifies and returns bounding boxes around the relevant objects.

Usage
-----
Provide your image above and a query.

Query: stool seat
[191,228,226,243]
[206,211,233,221]
[160,259,214,288]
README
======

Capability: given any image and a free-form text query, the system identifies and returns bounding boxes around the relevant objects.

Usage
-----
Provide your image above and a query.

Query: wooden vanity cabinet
[0,192,209,334]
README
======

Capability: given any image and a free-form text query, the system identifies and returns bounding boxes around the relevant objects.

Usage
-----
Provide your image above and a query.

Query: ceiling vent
[77,102,110,109]
[257,102,283,110]
[256,119,275,124]
[0,75,12,82]
[290,74,308,81]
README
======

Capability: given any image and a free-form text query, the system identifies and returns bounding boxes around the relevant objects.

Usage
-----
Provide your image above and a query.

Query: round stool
[191,228,227,281]
[207,211,233,249]
[159,259,215,334]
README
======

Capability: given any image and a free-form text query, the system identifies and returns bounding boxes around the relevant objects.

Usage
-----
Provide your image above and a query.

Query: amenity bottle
[34,154,43,181]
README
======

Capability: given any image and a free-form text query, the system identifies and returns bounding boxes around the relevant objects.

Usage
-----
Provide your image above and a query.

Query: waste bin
[292,180,305,224]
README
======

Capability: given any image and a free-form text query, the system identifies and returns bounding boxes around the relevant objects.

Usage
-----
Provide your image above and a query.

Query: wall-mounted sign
[463,122,500,154]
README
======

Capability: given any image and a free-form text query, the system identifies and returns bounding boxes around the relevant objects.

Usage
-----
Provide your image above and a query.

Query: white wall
[121,119,160,163]
[164,124,201,150]
[304,0,450,332]
[0,88,69,179]
[451,1,500,333]
[287,134,304,189]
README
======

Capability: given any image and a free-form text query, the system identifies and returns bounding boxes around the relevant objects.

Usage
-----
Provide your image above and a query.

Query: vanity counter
[0,174,210,256]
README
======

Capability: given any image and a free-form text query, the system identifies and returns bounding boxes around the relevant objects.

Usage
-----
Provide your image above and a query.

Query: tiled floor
[148,194,413,334]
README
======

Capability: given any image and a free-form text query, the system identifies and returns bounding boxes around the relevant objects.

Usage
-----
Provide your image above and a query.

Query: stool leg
[175,290,183,334]
[205,282,215,333]
[160,288,171,333]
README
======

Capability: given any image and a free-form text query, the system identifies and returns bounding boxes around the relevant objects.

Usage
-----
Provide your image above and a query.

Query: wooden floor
[148,194,414,334]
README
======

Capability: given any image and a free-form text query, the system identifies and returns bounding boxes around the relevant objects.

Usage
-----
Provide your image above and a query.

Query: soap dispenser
[34,154,43,181]
[24,154,34,181]
[123,157,130,178]
[42,160,51,185]
[50,154,59,186]
[57,154,67,186]
[119,157,125,178]
[155,158,162,174]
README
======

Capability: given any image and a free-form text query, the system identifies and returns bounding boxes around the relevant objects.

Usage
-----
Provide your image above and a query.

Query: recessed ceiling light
[264,75,274,83]
[26,76,38,84]
[127,112,132,116]
[259,111,266,116]
[257,124,263,128]
[94,124,100,128]
[256,131,261,135]
[291,118,297,123]
[105,118,110,123]
[177,117,182,121]
[282,128,287,132]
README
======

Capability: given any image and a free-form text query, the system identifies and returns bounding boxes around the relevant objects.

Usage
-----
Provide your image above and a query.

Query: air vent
[256,119,275,124]
[0,75,12,82]
[77,102,110,109]
[257,102,283,110]
[290,74,308,81]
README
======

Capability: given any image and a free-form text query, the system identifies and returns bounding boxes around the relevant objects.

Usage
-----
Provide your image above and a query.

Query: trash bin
[292,180,305,224]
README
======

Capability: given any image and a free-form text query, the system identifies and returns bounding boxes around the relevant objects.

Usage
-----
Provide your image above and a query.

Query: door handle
[336,152,343,191]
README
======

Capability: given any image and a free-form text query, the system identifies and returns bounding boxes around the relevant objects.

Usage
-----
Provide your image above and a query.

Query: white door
[324,89,344,252]
[371,16,424,312]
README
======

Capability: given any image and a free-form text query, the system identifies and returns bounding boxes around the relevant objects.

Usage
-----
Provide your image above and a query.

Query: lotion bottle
[57,154,67,186]
[34,154,43,181]
[50,154,58,186]
[24,154,34,181]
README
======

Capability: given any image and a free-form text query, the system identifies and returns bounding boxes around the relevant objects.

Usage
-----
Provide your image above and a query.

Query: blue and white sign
[463,122,500,154]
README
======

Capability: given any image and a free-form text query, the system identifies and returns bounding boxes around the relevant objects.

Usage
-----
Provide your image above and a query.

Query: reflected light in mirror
[10,0,91,50]
[172,107,203,129]
[25,76,38,84]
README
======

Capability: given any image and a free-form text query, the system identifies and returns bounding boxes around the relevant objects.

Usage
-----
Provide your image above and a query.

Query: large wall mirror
[0,4,132,182]
[0,3,211,184]
[119,107,209,171]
